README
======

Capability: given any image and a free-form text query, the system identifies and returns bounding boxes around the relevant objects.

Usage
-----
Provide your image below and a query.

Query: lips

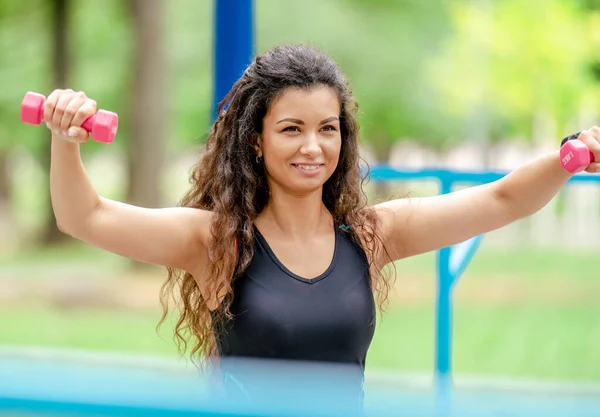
[292,163,324,171]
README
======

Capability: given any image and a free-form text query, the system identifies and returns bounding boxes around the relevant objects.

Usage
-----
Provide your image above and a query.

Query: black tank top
[213,224,376,412]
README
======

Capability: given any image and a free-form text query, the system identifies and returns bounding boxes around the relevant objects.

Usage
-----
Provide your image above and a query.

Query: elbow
[54,198,103,239]
[56,220,76,237]
[492,182,529,222]
[55,217,79,238]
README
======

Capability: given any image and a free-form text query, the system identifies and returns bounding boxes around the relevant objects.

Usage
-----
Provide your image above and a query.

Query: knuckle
[76,91,86,98]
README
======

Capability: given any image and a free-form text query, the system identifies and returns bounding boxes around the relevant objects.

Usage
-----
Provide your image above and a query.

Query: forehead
[265,86,341,120]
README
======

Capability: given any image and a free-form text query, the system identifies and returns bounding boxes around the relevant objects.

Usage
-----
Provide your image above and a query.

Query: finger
[576,129,600,162]
[59,92,87,131]
[590,126,600,159]
[584,162,600,174]
[52,90,75,132]
[43,89,63,127]
[71,98,97,128]
[66,126,90,143]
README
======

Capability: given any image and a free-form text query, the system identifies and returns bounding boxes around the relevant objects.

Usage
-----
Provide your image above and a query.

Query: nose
[300,132,322,157]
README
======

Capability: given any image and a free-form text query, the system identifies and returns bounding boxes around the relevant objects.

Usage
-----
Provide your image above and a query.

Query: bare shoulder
[175,206,214,247]
[81,199,216,273]
[168,206,214,274]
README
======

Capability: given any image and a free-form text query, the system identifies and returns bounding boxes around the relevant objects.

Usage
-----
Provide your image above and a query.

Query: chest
[219,233,376,361]
[225,268,376,362]
[255,234,336,280]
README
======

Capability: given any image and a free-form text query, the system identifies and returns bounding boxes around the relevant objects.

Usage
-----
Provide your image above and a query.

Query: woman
[44,44,599,409]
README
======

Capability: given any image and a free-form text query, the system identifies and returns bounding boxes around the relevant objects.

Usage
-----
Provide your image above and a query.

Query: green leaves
[430,0,598,144]
[2,0,599,160]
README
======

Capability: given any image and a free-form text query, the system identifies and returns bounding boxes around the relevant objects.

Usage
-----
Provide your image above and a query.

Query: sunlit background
[1,0,600,403]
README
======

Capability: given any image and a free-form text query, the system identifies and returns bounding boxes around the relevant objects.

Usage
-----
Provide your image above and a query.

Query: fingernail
[68,128,77,137]
[45,122,51,129]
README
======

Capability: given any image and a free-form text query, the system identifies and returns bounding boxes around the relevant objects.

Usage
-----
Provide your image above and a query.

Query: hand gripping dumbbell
[20,91,118,144]
[560,132,595,174]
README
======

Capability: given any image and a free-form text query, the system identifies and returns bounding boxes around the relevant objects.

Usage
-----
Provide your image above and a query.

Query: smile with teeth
[293,164,323,171]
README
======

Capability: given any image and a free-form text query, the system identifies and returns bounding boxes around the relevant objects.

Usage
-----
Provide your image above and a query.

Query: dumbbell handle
[20,91,118,144]
[560,138,595,174]
[80,115,95,132]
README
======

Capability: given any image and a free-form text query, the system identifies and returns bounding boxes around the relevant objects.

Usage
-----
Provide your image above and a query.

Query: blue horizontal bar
[369,166,506,184]
[368,165,600,185]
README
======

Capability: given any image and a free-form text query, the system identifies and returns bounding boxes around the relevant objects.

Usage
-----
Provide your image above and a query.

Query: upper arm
[68,197,212,272]
[374,182,517,261]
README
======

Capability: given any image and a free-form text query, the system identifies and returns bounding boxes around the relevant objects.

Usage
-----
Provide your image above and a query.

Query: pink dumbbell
[560,138,595,174]
[20,91,118,144]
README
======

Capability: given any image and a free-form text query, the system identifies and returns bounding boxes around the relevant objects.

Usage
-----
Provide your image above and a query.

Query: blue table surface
[2,348,600,417]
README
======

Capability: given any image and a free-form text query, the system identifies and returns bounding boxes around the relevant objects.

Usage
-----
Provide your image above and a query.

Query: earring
[255,155,262,164]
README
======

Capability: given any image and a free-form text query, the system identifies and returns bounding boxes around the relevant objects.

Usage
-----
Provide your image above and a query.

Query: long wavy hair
[158,44,394,369]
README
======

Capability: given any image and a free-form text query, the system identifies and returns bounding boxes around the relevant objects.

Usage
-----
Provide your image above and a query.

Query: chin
[280,177,327,196]
[290,182,324,195]
[270,167,334,195]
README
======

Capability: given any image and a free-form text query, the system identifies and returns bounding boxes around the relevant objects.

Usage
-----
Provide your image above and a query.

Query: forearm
[494,150,572,219]
[50,137,101,235]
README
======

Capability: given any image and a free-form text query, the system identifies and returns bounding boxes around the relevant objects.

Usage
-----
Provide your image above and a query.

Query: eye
[282,126,300,133]
[321,125,338,132]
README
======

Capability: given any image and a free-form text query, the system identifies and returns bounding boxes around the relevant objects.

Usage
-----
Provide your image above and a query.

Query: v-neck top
[215,225,376,367]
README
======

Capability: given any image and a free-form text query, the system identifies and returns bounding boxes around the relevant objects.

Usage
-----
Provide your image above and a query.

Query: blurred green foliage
[2,0,598,158]
[0,0,598,247]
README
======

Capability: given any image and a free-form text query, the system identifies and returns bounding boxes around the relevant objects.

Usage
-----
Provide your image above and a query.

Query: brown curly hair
[158,44,394,369]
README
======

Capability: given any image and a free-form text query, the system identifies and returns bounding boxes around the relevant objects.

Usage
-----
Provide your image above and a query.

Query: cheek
[326,139,342,161]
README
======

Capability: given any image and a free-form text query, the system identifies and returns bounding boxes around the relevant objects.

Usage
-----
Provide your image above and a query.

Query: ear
[254,134,263,158]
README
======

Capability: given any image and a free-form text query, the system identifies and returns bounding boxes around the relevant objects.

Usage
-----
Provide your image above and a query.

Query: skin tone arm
[376,128,600,262]
[45,89,211,273]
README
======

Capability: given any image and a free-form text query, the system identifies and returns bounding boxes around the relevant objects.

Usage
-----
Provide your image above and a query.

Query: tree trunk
[0,150,15,250]
[372,140,394,202]
[0,151,10,201]
[40,0,70,245]
[466,0,492,169]
[126,0,167,270]
[126,0,166,209]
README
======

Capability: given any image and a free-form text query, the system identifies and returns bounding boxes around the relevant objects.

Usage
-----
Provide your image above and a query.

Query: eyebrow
[276,117,339,125]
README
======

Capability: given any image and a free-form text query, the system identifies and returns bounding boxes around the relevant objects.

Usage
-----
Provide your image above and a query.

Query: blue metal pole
[212,0,255,121]
[435,178,454,391]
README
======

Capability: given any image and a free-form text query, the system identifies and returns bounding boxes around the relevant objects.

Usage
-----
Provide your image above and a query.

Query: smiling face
[257,85,342,197]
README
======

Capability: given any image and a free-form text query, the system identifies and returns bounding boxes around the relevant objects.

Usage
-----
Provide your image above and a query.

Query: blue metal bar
[368,165,507,184]
[435,178,454,388]
[369,165,600,185]
[368,164,600,389]
[449,235,484,280]
[212,0,255,121]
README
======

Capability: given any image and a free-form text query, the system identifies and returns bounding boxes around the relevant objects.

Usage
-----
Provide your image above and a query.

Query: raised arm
[45,89,211,273]
[375,129,600,262]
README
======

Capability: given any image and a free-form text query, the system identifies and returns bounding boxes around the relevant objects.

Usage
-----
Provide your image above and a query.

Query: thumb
[67,127,90,143]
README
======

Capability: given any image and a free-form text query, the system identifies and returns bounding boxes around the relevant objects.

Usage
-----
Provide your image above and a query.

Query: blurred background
[1,0,599,385]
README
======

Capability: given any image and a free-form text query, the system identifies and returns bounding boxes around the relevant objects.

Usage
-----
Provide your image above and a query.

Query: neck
[258,187,332,238]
